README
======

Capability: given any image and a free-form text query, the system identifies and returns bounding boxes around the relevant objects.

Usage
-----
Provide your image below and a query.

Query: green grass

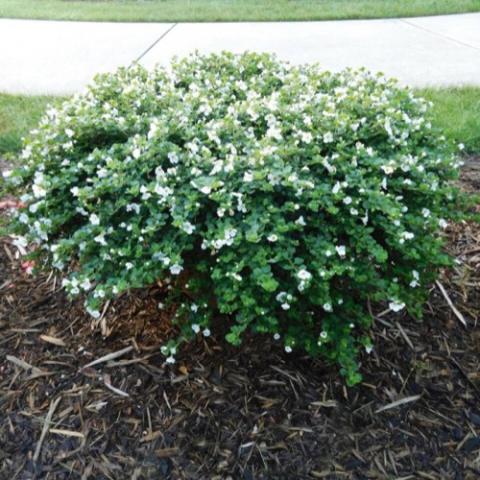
[0,94,59,156]
[1,0,480,23]
[0,87,479,161]
[420,87,480,153]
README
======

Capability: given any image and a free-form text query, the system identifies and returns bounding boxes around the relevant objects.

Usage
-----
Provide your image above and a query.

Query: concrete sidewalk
[1,13,479,95]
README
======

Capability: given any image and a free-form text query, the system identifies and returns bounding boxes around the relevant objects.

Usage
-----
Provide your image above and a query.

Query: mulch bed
[1,159,479,480]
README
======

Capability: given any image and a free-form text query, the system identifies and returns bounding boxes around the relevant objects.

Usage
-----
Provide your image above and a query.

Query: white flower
[191,324,200,334]
[200,186,211,195]
[243,171,254,182]
[281,303,290,310]
[94,233,107,246]
[89,213,100,225]
[170,264,183,275]
[267,234,278,242]
[97,168,108,178]
[335,245,346,257]
[439,219,448,229]
[181,221,195,234]
[80,279,92,291]
[126,203,141,214]
[332,182,341,194]
[266,125,282,141]
[86,307,100,319]
[166,356,176,364]
[285,346,292,353]
[322,303,332,312]
[203,328,211,337]
[2,170,12,178]
[421,208,431,218]
[300,131,313,144]
[125,262,134,270]
[273,333,281,340]
[297,269,312,281]
[32,184,47,198]
[70,186,80,197]
[323,132,334,143]
[389,300,405,312]
[365,345,373,354]
[343,196,352,205]
[320,331,328,339]
[295,216,306,226]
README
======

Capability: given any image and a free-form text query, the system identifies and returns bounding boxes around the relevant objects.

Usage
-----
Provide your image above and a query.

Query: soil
[0,159,479,480]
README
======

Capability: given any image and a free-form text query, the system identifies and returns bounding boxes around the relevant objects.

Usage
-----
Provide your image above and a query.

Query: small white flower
[181,221,195,234]
[295,216,306,226]
[281,303,290,310]
[126,203,141,214]
[89,213,100,225]
[191,324,200,334]
[297,269,312,281]
[170,264,183,275]
[332,182,341,194]
[243,171,254,182]
[168,151,179,164]
[203,328,211,337]
[32,184,47,198]
[267,234,278,242]
[365,345,373,354]
[421,208,431,218]
[94,233,107,246]
[86,307,100,319]
[322,303,333,312]
[389,300,405,312]
[285,346,292,353]
[125,262,134,270]
[80,279,92,291]
[166,356,176,364]
[323,132,333,143]
[343,196,352,205]
[439,219,448,229]
[335,245,346,257]
[320,331,328,339]
[273,333,281,340]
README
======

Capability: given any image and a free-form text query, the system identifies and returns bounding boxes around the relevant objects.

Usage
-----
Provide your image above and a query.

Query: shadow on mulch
[1,160,480,480]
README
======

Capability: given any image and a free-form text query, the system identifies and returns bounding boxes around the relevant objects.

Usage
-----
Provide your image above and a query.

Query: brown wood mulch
[0,159,479,480]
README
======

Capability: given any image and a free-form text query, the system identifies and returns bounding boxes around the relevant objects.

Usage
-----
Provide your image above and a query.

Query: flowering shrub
[4,52,467,384]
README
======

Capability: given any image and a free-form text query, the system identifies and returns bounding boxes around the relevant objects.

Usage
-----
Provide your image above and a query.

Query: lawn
[1,0,480,23]
[1,88,479,159]
[0,94,59,155]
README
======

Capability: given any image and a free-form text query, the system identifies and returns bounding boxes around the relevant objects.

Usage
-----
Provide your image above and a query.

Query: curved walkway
[1,13,480,95]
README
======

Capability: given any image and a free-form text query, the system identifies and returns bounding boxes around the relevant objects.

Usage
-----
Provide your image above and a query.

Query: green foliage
[4,52,468,384]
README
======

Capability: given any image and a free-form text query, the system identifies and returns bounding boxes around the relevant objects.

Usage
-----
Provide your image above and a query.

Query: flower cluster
[5,52,467,384]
